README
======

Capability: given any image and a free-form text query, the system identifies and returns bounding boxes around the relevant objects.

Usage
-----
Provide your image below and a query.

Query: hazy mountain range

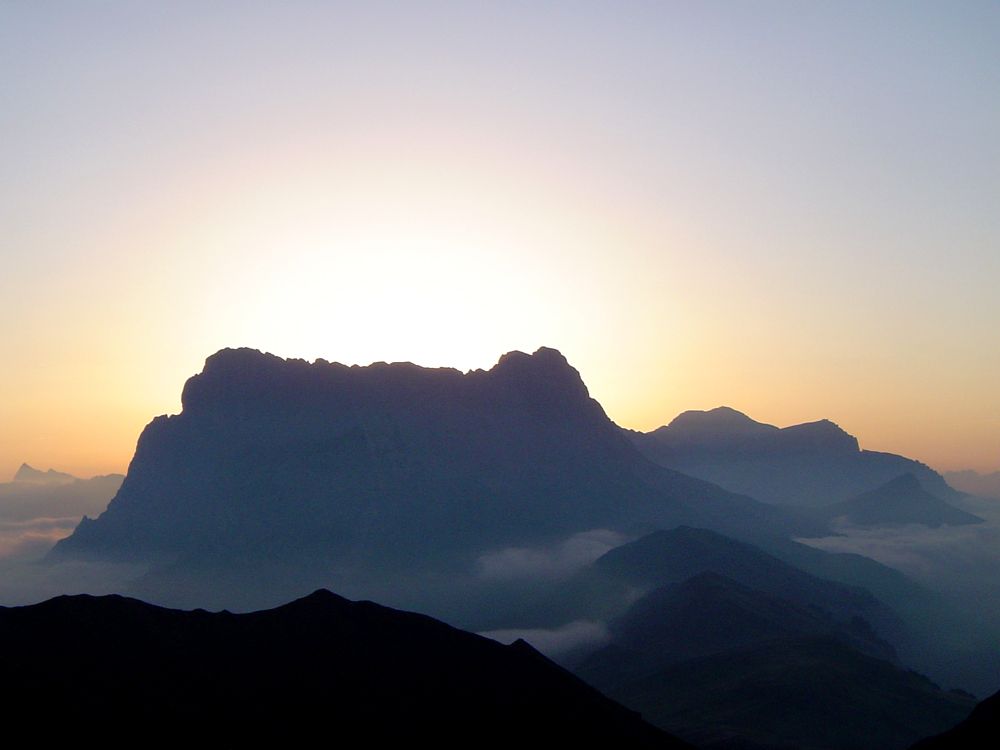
[628,406,960,506]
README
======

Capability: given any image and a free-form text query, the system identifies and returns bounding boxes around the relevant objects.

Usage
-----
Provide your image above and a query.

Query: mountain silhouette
[598,637,974,750]
[630,406,959,507]
[820,473,983,528]
[51,347,818,610]
[0,589,687,746]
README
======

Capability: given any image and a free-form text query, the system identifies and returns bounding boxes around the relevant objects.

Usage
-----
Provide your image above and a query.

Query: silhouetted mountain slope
[0,590,687,746]
[820,473,983,528]
[591,527,901,642]
[630,407,959,507]
[598,637,974,750]
[912,687,1000,749]
[51,348,816,609]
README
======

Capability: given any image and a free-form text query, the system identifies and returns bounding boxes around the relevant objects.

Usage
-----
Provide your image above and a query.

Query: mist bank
[0,467,123,562]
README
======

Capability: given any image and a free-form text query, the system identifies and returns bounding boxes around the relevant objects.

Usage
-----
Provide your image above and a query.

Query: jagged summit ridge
[180,345,595,420]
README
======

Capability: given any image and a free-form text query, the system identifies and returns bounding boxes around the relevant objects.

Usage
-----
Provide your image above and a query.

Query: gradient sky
[2,1,998,479]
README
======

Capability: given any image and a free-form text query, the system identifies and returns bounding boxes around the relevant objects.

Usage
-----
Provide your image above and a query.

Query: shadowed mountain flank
[51,348,814,608]
[0,590,687,746]
[629,406,959,507]
[598,637,973,750]
[591,526,901,642]
[617,571,893,662]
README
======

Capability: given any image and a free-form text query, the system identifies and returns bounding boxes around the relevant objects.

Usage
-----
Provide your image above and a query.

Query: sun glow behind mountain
[2,2,998,478]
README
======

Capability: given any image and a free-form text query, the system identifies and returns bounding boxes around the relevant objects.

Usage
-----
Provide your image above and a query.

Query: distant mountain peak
[664,407,774,434]
[13,463,75,484]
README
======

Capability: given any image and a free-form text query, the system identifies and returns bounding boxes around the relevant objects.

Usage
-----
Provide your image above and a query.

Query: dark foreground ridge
[912,686,1000,748]
[0,589,688,747]
[602,637,974,750]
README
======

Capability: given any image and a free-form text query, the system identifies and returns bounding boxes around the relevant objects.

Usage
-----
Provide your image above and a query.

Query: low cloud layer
[800,495,1000,594]
[0,472,122,563]
[476,529,627,582]
[0,474,122,523]
[0,517,81,561]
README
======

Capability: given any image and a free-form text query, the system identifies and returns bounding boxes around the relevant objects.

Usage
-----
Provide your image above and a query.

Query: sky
[1,1,998,480]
